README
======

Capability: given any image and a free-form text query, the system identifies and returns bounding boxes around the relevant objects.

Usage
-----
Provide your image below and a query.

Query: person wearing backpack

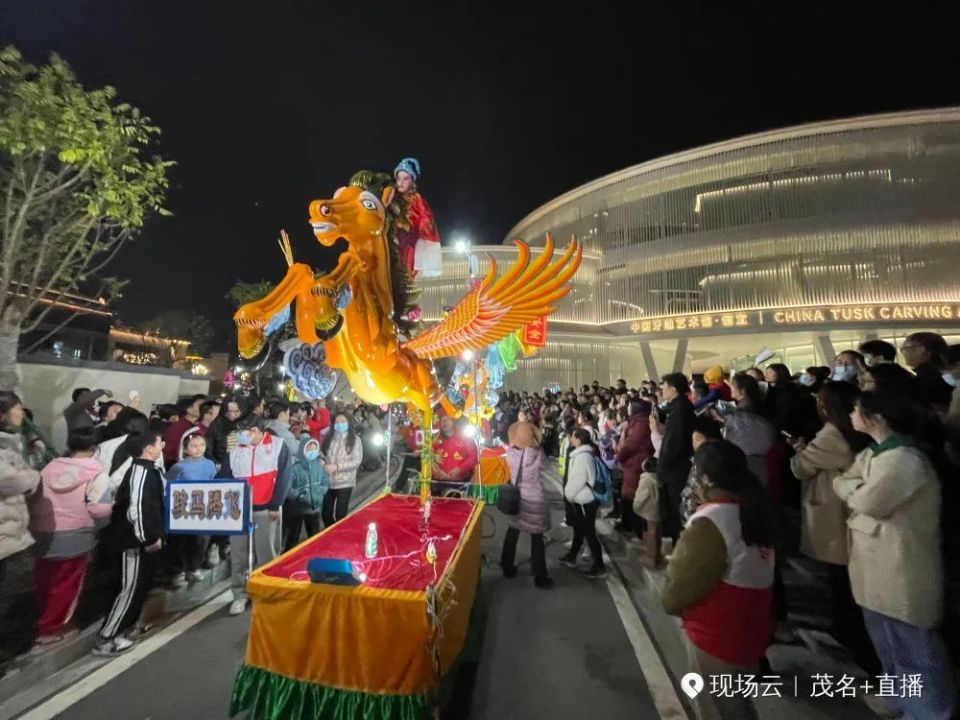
[560,428,606,578]
[282,437,328,551]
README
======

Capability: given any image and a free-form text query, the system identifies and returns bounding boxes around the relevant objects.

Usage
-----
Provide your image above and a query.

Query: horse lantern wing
[401,234,582,360]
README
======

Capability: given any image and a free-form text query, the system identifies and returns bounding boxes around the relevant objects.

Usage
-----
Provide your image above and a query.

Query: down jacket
[506,445,550,534]
[0,430,41,560]
[615,412,654,498]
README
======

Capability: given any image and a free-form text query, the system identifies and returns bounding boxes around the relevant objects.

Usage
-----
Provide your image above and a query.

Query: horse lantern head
[307,185,395,246]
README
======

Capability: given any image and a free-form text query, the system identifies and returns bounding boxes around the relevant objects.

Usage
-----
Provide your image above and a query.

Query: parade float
[228,162,580,720]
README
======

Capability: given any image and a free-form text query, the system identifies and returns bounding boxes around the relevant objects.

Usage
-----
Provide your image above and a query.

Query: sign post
[166,478,253,584]
[165,479,251,536]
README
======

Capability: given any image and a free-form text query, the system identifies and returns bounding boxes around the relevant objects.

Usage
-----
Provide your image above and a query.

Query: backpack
[589,455,612,504]
[598,428,618,467]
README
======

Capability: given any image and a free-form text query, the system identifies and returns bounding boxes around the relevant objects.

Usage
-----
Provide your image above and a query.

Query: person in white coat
[789,381,879,676]
[0,391,41,660]
[559,429,605,578]
[834,389,954,720]
[91,411,154,503]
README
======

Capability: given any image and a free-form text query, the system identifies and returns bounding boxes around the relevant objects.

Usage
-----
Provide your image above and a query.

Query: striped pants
[99,548,157,640]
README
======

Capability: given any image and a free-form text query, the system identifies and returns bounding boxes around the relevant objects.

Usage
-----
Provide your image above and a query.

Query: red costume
[396,192,440,274]
[306,406,330,440]
[432,433,478,482]
[394,157,442,278]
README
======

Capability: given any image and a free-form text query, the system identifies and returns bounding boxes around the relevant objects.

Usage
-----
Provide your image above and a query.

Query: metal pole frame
[247,499,254,584]
[384,405,393,493]
[468,248,483,492]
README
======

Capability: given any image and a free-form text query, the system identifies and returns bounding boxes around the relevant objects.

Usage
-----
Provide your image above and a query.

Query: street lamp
[453,235,471,254]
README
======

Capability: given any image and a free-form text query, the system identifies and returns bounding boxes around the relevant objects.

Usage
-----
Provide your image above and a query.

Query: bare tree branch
[31,164,90,205]
[20,215,98,321]
[24,213,101,306]
[19,286,77,335]
[4,152,46,262]
[78,228,131,276]
[21,315,77,355]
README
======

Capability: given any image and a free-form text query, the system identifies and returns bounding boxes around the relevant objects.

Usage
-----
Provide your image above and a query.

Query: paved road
[12,470,670,720]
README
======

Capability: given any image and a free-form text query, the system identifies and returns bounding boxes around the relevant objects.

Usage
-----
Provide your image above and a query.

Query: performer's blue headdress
[394,157,421,182]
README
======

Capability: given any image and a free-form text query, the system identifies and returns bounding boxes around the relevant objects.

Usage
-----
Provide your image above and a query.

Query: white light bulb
[463,424,478,438]
[462,349,474,361]
[233,365,242,373]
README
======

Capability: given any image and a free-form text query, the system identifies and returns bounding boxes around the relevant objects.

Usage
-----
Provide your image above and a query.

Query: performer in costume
[431,416,478,492]
[394,157,442,279]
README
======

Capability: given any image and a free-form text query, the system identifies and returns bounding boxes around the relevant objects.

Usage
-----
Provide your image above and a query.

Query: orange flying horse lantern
[234,180,581,493]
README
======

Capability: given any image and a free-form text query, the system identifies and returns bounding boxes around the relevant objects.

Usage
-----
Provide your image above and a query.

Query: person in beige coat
[0,391,41,661]
[789,381,878,675]
[834,389,954,720]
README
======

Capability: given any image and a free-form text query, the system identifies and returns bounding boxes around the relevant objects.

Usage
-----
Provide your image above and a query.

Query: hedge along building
[416,108,960,389]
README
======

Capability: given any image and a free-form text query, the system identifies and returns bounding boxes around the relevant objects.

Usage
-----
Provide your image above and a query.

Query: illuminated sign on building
[770,303,957,324]
[629,303,960,335]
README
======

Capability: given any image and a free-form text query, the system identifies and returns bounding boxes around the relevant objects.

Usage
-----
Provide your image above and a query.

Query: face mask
[334,422,349,433]
[236,430,253,446]
[304,448,321,461]
[799,373,813,386]
[833,365,857,382]
[942,372,959,388]
[658,400,668,410]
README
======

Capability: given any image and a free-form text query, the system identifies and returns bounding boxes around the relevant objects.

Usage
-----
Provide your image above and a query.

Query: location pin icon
[681,672,705,699]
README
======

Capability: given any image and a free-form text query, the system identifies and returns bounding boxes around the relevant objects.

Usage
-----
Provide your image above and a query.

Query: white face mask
[833,365,857,382]
[942,371,959,388]
[799,373,813,386]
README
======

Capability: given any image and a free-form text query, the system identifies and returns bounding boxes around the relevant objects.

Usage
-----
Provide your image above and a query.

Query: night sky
[2,2,959,349]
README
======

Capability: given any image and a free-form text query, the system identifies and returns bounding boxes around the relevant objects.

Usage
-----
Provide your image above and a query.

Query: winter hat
[394,157,421,182]
[704,366,725,385]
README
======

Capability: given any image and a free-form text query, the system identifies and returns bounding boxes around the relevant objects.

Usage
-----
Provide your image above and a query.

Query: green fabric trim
[465,483,499,504]
[870,432,915,456]
[230,665,428,720]
[230,579,487,720]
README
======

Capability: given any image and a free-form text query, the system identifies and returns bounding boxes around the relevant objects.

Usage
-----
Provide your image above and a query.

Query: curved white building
[419,108,960,389]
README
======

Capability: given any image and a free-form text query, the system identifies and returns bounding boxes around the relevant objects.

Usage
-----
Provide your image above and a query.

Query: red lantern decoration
[522,316,547,348]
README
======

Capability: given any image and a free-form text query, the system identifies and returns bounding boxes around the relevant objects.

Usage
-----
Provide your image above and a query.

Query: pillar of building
[672,338,689,373]
[813,334,837,366]
[639,341,660,383]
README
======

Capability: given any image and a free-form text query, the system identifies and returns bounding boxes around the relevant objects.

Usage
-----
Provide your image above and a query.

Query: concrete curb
[0,563,231,710]
[0,466,387,712]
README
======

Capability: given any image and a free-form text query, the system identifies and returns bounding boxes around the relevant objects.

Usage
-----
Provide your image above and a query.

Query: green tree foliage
[226,279,275,308]
[0,46,172,386]
[135,309,214,358]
